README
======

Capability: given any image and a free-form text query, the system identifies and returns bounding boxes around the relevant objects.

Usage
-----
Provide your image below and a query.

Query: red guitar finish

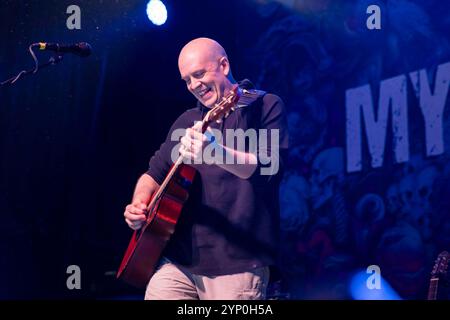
[117,164,196,288]
[117,86,240,288]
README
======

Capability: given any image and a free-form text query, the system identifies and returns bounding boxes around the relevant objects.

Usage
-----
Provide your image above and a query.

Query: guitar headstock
[431,251,449,278]
[204,85,240,127]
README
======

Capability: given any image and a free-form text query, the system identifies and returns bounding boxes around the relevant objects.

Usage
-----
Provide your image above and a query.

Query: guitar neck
[146,155,183,214]
[427,277,439,300]
[146,117,210,215]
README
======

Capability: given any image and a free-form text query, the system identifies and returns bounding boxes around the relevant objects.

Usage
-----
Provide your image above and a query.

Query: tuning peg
[216,118,222,124]
[225,111,230,118]
[231,106,235,111]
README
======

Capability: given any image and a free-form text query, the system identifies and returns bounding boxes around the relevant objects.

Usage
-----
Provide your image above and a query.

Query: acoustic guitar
[427,250,449,300]
[117,86,240,288]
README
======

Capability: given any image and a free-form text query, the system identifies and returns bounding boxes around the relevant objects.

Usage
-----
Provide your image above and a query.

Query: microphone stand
[1,54,63,87]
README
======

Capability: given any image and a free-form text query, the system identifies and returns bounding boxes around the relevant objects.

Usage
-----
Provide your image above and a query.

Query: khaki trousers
[145,258,269,300]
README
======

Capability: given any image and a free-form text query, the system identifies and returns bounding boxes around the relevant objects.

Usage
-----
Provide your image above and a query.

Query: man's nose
[190,78,201,91]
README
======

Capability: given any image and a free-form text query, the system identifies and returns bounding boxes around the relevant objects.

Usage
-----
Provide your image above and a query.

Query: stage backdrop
[239,0,450,299]
[1,0,449,299]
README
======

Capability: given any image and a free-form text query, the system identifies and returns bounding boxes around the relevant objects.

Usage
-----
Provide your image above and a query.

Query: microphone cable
[8,43,39,84]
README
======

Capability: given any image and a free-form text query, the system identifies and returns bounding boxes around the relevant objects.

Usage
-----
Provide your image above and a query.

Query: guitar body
[117,164,196,288]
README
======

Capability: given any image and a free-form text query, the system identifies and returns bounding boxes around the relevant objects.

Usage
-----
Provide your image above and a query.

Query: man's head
[178,38,235,108]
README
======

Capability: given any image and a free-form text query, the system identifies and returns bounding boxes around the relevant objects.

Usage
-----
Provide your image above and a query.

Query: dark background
[1,0,450,299]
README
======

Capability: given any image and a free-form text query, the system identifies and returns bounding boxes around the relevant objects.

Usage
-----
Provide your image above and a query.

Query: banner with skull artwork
[237,0,450,299]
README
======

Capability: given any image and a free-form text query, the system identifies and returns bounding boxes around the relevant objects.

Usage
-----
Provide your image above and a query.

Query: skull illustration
[398,174,416,218]
[385,183,401,216]
[414,165,438,215]
[309,147,344,210]
[280,172,310,233]
[401,153,426,177]
[397,165,438,241]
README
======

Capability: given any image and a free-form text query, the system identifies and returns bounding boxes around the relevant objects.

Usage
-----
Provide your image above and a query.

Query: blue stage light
[349,269,402,300]
[146,0,167,26]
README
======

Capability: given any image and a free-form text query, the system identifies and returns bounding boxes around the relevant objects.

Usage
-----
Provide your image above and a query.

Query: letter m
[346,75,409,172]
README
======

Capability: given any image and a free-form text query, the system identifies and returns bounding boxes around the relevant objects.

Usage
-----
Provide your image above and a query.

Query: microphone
[36,42,92,57]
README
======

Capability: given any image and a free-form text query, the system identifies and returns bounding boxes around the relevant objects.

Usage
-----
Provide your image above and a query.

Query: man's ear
[219,56,230,76]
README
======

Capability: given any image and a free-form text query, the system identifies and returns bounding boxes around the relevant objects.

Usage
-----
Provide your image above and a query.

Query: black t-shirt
[146,84,289,276]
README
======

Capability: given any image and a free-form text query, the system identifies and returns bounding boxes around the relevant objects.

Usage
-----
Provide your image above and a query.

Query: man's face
[179,52,229,108]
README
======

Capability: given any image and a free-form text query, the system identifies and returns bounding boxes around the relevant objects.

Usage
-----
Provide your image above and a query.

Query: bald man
[123,38,289,300]
[179,38,232,108]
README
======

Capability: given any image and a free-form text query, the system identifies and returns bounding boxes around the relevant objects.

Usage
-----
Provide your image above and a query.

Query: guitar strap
[236,88,267,109]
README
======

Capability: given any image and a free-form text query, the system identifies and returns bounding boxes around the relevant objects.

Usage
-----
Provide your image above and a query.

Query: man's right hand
[124,202,148,230]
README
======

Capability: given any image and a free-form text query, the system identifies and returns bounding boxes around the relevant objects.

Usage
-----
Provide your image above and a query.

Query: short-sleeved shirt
[146,81,289,276]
